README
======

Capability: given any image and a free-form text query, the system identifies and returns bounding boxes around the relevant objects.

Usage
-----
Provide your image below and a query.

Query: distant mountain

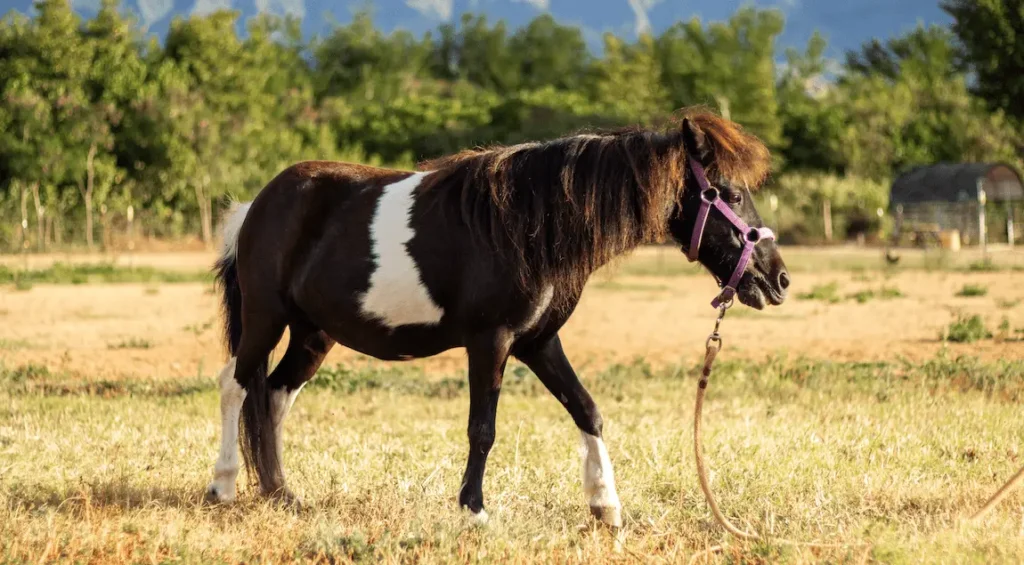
[4,0,951,59]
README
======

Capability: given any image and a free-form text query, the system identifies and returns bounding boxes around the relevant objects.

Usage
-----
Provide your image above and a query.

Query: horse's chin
[736,272,785,310]
[737,283,767,310]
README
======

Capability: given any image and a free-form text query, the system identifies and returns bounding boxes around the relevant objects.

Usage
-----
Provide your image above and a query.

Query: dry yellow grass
[2,247,1024,563]
[3,355,1024,563]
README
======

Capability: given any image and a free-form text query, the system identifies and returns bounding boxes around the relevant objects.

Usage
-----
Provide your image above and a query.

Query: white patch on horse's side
[270,384,305,465]
[519,285,554,333]
[220,201,252,261]
[207,358,245,502]
[579,432,621,513]
[360,172,445,327]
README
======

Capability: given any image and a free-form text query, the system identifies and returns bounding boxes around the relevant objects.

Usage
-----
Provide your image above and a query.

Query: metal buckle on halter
[701,188,719,205]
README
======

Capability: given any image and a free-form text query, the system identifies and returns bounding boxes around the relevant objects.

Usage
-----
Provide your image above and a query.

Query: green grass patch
[878,286,904,299]
[0,338,33,351]
[942,314,992,343]
[798,281,842,303]
[966,259,999,272]
[0,262,212,287]
[956,284,988,297]
[107,337,154,350]
[0,363,209,397]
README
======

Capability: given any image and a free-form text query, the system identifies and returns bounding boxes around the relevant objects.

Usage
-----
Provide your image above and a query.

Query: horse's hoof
[204,483,235,505]
[590,505,622,529]
[268,488,304,511]
[461,505,489,526]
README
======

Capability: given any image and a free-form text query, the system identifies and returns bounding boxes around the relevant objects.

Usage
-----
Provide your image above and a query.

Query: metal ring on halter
[706,334,723,351]
[745,228,762,243]
[700,188,719,204]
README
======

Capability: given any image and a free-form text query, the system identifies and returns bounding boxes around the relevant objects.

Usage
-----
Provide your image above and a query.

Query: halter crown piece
[684,156,775,309]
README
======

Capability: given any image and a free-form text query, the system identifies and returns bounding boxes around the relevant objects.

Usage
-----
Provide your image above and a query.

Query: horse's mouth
[737,271,786,310]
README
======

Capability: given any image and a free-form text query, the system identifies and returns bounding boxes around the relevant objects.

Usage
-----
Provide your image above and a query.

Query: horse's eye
[725,191,743,205]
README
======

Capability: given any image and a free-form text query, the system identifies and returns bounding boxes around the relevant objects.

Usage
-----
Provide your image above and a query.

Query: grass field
[3,246,1024,563]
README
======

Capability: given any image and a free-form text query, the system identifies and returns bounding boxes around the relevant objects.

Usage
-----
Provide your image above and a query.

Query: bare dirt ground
[2,246,1023,381]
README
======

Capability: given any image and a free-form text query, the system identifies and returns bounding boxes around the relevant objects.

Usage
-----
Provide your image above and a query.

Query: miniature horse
[204,108,789,528]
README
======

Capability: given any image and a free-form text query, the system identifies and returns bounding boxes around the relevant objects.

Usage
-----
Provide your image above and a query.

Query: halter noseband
[685,156,775,309]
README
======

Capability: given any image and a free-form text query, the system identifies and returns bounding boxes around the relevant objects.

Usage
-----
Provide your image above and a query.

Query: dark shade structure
[889,163,1023,247]
[891,163,1024,206]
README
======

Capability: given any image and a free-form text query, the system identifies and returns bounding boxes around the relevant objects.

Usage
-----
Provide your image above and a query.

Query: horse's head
[667,117,789,310]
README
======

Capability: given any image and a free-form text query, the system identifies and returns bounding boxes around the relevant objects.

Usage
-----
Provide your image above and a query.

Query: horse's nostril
[778,270,790,290]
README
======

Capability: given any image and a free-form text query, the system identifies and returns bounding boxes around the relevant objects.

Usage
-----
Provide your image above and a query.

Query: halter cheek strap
[685,156,775,308]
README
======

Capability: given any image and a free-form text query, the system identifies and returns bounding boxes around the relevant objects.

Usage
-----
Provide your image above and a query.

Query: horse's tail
[214,201,250,356]
[214,201,281,493]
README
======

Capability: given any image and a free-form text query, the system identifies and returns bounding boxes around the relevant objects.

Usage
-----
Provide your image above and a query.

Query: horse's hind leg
[264,322,335,502]
[205,305,287,503]
[205,356,245,503]
[515,334,622,527]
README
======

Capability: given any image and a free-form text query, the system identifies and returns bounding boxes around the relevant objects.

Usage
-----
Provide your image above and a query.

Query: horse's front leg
[458,328,513,523]
[516,334,622,528]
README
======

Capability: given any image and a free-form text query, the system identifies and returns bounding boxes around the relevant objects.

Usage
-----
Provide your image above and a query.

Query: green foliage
[797,281,841,303]
[943,0,1024,122]
[767,173,889,242]
[0,2,1020,250]
[956,284,989,297]
[0,262,211,285]
[943,314,992,343]
[847,285,903,303]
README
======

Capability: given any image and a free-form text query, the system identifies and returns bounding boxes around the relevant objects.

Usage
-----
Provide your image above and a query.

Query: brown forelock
[675,107,773,190]
[415,107,771,306]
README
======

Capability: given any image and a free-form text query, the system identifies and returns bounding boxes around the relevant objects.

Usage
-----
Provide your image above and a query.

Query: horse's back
[233,160,410,294]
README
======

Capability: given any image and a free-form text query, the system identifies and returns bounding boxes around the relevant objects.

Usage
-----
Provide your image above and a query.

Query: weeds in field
[942,314,992,343]
[107,337,154,350]
[966,259,999,272]
[847,286,903,304]
[0,263,211,286]
[997,298,1022,308]
[797,281,842,303]
[956,284,988,297]
[0,363,208,396]
[0,338,32,351]
[801,282,904,304]
[997,317,1012,341]
[183,318,215,336]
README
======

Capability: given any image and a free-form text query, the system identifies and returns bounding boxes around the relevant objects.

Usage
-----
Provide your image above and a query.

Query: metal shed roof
[890,163,1024,206]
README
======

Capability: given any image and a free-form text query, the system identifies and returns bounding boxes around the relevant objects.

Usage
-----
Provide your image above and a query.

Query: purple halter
[685,156,775,309]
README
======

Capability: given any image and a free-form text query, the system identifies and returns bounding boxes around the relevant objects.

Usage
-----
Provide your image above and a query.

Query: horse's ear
[682,118,711,162]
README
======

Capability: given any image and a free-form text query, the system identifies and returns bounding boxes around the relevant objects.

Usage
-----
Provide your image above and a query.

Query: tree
[75,0,145,249]
[591,33,668,122]
[777,32,845,172]
[845,24,964,86]
[313,10,429,101]
[656,7,785,150]
[508,15,590,91]
[943,0,1024,122]
[5,0,93,248]
[430,13,520,92]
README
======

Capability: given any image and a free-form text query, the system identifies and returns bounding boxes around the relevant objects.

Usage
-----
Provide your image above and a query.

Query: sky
[1,0,952,59]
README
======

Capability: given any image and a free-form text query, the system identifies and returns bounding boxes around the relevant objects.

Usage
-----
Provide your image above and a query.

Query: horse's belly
[326,322,460,362]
